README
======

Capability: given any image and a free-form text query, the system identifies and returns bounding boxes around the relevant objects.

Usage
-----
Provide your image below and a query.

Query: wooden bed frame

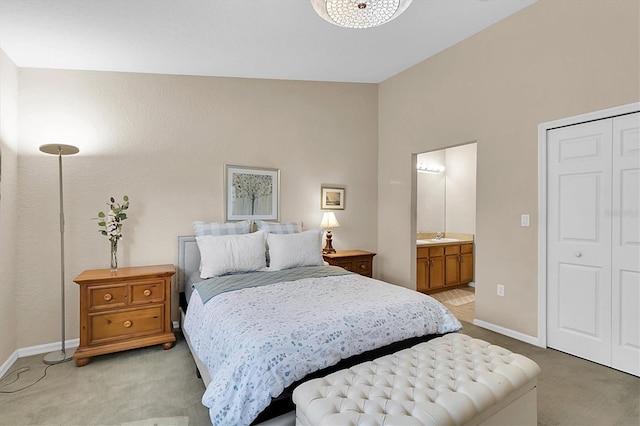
[176,236,445,425]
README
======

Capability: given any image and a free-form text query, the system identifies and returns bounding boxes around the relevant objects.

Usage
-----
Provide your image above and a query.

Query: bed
[177,228,462,426]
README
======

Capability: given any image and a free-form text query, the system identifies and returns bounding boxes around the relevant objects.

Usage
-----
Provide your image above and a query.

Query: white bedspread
[183,273,461,426]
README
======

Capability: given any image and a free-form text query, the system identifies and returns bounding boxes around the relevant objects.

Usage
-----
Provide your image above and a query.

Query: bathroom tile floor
[429,286,475,323]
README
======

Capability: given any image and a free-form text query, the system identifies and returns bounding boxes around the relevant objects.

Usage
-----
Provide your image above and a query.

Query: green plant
[96,195,130,242]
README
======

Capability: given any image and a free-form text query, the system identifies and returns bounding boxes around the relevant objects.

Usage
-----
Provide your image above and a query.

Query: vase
[110,240,118,272]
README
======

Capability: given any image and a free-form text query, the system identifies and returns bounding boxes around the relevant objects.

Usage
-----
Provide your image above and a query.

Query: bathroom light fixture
[320,211,340,254]
[417,163,445,174]
[39,143,79,364]
[310,0,413,29]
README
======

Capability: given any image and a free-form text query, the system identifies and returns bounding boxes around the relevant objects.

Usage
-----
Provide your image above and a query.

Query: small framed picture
[321,186,345,210]
[226,165,280,221]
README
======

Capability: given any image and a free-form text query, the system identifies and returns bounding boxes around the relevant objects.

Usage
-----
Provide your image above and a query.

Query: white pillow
[196,230,267,279]
[267,229,324,271]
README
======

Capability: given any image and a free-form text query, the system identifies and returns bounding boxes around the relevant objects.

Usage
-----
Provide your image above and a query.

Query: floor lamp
[39,143,79,365]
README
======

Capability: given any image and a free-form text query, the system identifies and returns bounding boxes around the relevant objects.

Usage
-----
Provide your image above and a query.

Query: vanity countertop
[416,233,474,247]
[416,239,473,247]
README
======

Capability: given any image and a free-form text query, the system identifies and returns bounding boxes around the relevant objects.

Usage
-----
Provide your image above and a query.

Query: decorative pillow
[193,220,251,236]
[255,221,302,234]
[266,229,324,271]
[196,230,267,279]
[255,221,302,265]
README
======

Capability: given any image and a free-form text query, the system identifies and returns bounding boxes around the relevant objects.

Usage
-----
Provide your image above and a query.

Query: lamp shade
[310,0,413,29]
[321,211,340,228]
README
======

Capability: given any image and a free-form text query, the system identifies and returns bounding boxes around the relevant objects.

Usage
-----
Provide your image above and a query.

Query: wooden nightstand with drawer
[323,250,376,278]
[73,264,176,367]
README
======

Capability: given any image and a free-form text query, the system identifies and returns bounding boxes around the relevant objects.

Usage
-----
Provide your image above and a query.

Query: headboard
[177,235,200,295]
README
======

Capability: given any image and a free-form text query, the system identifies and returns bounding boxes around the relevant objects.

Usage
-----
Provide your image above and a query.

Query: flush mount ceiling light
[311,0,413,29]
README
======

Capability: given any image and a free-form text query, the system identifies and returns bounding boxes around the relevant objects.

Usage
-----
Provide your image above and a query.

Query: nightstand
[323,250,376,277]
[72,264,176,367]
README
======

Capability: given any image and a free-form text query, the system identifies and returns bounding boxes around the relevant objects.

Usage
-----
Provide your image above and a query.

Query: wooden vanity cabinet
[445,243,474,287]
[445,245,461,286]
[460,244,474,283]
[416,246,445,292]
[418,242,473,293]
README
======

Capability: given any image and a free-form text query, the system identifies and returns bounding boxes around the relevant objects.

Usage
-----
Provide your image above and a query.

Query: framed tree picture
[225,165,280,221]
[321,186,345,210]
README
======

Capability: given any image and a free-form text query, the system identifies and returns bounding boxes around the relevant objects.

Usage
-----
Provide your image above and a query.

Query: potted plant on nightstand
[95,195,129,272]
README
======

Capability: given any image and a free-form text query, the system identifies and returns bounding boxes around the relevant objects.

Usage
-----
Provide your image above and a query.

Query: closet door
[611,112,640,376]
[547,119,612,367]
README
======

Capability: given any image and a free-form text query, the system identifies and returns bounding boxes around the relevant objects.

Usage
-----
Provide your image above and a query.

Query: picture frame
[225,165,280,221]
[321,186,345,210]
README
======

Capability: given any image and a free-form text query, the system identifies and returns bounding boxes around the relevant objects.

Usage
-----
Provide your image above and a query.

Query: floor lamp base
[43,349,74,365]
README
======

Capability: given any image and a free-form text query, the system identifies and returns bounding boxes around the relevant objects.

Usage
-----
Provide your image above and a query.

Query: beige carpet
[121,417,189,426]
[0,333,210,426]
[3,323,639,426]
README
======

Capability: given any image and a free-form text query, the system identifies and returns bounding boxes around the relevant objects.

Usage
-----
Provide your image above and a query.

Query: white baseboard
[0,339,80,378]
[473,319,544,347]
[0,350,19,379]
[17,338,80,358]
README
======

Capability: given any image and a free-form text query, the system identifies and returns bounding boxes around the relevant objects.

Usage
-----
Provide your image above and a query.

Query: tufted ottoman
[292,333,541,425]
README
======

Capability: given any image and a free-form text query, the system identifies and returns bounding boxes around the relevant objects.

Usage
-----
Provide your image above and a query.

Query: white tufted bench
[292,333,541,425]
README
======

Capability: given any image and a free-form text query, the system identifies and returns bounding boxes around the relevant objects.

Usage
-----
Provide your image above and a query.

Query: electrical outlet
[172,320,180,330]
[497,284,505,297]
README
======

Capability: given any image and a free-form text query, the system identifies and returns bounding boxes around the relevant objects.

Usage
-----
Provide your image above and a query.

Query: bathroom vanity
[416,236,473,294]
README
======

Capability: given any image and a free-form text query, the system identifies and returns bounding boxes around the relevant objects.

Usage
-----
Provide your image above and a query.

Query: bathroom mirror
[416,143,477,235]
[417,150,446,233]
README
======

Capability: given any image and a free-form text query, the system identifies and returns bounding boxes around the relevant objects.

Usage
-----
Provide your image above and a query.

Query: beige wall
[378,0,640,337]
[15,70,378,348]
[0,50,19,364]
[444,143,476,235]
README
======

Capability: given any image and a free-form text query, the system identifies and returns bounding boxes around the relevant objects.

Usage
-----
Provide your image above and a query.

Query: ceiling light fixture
[311,0,413,29]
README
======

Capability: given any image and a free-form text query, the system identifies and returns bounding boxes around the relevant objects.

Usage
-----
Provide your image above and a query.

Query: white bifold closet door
[547,112,639,377]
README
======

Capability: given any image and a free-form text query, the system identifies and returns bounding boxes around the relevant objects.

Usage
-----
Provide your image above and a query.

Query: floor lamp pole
[40,144,79,365]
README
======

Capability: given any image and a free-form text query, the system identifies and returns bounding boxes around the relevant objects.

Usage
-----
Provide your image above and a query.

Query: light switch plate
[521,214,530,227]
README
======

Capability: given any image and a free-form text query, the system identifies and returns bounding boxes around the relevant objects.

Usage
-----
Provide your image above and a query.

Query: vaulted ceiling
[0,0,535,83]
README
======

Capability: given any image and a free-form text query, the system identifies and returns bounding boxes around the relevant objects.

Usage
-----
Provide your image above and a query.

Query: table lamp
[320,211,340,254]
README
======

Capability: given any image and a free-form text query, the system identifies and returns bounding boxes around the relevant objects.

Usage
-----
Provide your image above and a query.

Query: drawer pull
[359,264,366,270]
[103,294,113,301]
[123,320,132,328]
[143,289,151,296]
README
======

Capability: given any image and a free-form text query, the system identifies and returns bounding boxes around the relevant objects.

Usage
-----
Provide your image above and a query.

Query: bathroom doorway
[415,142,477,323]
